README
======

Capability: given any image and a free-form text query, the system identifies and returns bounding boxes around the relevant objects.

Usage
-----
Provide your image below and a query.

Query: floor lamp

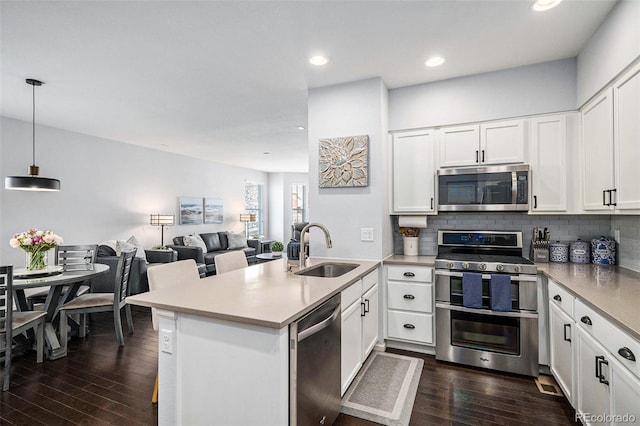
[150,214,175,247]
[239,213,256,237]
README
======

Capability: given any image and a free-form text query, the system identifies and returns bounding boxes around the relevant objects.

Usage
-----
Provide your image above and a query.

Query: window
[291,183,306,223]
[244,182,263,237]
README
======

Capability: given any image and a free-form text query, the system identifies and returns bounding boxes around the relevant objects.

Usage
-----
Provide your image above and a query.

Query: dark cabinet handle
[481,150,485,163]
[360,302,366,317]
[581,316,592,326]
[430,197,434,210]
[533,195,538,209]
[603,190,607,206]
[364,299,370,313]
[596,356,609,385]
[403,324,415,329]
[563,323,571,342]
[553,295,562,302]
[475,150,479,163]
[611,189,617,206]
[403,272,415,277]
[618,347,636,362]
[403,294,415,300]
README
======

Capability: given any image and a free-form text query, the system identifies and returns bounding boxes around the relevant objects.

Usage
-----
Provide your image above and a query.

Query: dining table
[11,263,110,360]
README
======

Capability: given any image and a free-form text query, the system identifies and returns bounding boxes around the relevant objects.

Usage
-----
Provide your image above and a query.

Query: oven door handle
[434,270,537,282]
[435,302,539,319]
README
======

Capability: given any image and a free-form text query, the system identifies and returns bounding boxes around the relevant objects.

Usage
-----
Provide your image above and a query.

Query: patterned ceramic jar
[591,237,616,265]
[549,241,569,263]
[569,239,590,264]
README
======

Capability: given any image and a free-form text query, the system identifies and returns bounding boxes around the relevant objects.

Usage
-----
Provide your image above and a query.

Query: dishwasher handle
[297,304,341,342]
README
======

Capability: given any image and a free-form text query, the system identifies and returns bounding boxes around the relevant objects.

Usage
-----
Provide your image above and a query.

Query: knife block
[530,243,549,263]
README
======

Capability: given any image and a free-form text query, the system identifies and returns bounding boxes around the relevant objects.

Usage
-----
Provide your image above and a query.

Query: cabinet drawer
[575,299,640,380]
[387,265,432,282]
[548,279,574,316]
[342,280,362,312]
[387,311,433,344]
[362,270,377,293]
[388,282,432,313]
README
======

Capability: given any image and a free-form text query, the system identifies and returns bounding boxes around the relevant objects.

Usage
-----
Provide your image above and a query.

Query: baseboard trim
[385,339,435,355]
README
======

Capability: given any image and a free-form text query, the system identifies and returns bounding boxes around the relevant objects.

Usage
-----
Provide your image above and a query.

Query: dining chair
[147,259,200,403]
[26,244,99,309]
[1,265,46,391]
[59,250,136,349]
[214,251,248,274]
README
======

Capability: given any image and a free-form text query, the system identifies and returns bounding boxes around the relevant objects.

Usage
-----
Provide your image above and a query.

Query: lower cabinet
[341,269,379,395]
[549,301,574,404]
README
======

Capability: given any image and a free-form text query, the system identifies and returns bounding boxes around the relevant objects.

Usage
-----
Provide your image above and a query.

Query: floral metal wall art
[318,135,369,188]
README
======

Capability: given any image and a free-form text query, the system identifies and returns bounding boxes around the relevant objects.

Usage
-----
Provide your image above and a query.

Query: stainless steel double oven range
[435,230,539,377]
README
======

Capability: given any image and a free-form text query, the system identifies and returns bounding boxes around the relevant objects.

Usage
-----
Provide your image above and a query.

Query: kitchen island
[127,257,379,426]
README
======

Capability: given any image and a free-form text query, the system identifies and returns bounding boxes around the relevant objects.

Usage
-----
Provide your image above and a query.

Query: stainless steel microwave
[437,164,529,211]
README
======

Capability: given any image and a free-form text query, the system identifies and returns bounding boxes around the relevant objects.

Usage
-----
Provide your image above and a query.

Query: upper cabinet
[439,119,525,167]
[391,129,437,214]
[582,61,640,213]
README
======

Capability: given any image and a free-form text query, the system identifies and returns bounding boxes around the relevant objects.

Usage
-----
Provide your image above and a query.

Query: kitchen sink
[296,263,359,278]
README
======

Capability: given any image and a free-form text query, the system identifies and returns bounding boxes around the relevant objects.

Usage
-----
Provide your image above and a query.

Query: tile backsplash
[392,213,640,271]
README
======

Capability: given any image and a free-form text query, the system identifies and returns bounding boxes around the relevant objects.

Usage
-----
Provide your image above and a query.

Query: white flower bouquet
[10,228,63,270]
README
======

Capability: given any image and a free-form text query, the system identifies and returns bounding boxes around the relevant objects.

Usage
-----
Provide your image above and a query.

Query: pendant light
[5,78,61,191]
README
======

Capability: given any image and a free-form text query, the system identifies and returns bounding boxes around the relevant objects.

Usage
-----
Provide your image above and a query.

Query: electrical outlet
[614,229,621,243]
[361,228,374,242]
[160,329,173,354]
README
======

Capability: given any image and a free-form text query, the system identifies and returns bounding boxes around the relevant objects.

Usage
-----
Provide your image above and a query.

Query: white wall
[308,77,391,260]
[0,117,268,266]
[267,172,284,242]
[577,0,640,106]
[389,58,577,131]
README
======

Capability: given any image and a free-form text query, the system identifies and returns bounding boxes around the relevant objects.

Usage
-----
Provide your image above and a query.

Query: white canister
[403,236,419,256]
[569,239,590,264]
[549,241,569,263]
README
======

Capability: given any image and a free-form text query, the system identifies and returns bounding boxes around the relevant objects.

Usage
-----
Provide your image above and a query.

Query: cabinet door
[439,125,479,167]
[529,115,567,212]
[549,302,574,404]
[610,355,640,425]
[362,284,379,360]
[341,299,363,396]
[480,119,525,165]
[392,130,436,213]
[575,327,610,426]
[613,62,640,211]
[582,88,615,211]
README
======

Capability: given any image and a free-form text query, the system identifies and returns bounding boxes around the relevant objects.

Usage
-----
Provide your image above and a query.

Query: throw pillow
[227,231,248,250]
[116,240,138,256]
[184,234,208,252]
[99,240,118,254]
[127,235,148,262]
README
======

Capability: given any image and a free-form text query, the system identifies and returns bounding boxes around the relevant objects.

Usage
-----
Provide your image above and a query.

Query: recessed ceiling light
[309,55,328,66]
[531,0,562,11]
[297,126,305,131]
[263,152,271,155]
[425,56,445,67]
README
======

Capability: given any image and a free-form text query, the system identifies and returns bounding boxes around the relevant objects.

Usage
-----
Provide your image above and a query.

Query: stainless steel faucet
[298,223,332,269]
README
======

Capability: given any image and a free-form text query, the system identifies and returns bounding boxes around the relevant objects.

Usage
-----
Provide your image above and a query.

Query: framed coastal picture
[179,197,203,225]
[318,135,369,188]
[204,198,223,224]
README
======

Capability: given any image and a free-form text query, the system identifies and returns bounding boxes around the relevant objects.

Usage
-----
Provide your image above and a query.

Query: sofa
[91,246,177,295]
[167,232,258,275]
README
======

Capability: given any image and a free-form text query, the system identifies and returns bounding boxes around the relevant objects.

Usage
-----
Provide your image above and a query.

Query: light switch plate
[361,228,374,242]
[160,329,173,354]
[614,229,621,243]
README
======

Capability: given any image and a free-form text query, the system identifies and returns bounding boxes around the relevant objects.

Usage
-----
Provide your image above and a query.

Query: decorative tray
[13,265,64,278]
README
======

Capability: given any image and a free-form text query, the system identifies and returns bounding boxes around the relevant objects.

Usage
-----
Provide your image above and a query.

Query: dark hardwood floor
[2,307,577,425]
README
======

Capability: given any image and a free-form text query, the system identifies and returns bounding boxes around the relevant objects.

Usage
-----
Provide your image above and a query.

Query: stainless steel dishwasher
[290,293,341,426]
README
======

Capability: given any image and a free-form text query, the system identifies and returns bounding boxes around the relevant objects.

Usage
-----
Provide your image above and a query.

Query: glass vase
[25,250,48,271]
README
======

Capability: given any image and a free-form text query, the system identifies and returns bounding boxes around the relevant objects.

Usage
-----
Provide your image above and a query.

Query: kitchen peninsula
[127,257,379,426]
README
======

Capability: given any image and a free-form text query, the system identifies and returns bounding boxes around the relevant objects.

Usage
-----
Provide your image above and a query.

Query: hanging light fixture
[5,78,61,191]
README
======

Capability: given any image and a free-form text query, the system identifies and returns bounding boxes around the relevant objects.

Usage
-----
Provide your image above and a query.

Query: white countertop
[384,254,436,266]
[127,257,379,329]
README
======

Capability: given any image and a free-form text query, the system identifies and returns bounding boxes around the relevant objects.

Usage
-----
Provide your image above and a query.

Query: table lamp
[239,213,256,237]
[150,214,175,247]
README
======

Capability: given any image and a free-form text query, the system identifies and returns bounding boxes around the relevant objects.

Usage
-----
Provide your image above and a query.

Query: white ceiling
[0,0,617,173]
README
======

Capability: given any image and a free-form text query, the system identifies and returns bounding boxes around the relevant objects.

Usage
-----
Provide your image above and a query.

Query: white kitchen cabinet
[529,114,570,212]
[439,119,525,167]
[391,129,437,213]
[583,61,640,213]
[610,356,640,424]
[549,299,574,404]
[575,327,610,426]
[385,265,434,347]
[341,269,379,395]
[612,61,640,211]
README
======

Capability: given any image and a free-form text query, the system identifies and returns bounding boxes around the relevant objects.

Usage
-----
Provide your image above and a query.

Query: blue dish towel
[490,274,512,312]
[462,272,483,308]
